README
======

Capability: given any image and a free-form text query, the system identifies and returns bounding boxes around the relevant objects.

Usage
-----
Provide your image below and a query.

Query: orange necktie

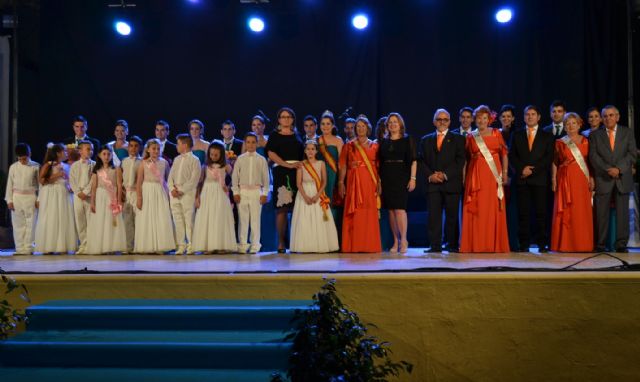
[527,127,535,151]
[437,132,444,151]
[608,129,615,151]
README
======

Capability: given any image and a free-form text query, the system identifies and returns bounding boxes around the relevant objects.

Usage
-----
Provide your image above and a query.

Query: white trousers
[123,190,137,252]
[237,189,263,251]
[170,191,196,248]
[73,194,91,250]
[10,194,37,253]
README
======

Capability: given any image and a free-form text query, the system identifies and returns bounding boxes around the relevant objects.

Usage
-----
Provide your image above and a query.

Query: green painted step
[0,329,291,369]
[27,299,314,331]
[0,368,279,382]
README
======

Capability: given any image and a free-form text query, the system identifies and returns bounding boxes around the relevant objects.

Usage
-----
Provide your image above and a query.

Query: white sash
[472,131,504,201]
[560,136,590,182]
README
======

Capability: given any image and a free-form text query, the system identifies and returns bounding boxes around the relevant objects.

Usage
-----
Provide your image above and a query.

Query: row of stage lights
[113,8,513,36]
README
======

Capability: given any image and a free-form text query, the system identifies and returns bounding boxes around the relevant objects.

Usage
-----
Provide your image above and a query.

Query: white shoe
[185,245,194,255]
[249,246,261,254]
[175,246,185,255]
[237,244,249,254]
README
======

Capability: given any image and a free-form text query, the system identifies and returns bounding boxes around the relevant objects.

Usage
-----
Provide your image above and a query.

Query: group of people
[4,102,637,255]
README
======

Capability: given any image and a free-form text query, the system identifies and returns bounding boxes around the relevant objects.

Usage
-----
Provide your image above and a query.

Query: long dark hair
[42,143,65,182]
[93,145,115,174]
[206,141,227,167]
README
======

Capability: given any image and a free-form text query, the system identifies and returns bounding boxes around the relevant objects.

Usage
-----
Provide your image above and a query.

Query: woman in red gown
[460,105,510,253]
[338,115,382,253]
[550,112,594,252]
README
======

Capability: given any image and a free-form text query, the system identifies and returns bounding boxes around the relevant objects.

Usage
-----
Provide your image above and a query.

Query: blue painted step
[0,368,278,382]
[0,329,291,369]
[26,299,313,331]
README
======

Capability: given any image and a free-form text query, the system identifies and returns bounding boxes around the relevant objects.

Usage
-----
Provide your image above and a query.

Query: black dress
[265,130,304,209]
[378,135,417,210]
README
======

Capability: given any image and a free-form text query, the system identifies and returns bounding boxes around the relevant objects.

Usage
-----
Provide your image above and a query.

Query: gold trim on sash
[354,140,382,214]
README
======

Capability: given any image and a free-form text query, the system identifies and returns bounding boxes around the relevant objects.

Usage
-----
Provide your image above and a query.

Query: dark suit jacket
[420,131,466,193]
[451,127,473,138]
[224,138,244,157]
[64,135,101,151]
[161,140,178,164]
[543,123,566,139]
[589,125,637,194]
[509,127,555,186]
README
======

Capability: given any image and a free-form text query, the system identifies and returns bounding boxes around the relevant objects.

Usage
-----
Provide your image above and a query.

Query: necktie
[436,132,444,151]
[528,127,535,151]
[608,129,615,151]
[555,125,562,136]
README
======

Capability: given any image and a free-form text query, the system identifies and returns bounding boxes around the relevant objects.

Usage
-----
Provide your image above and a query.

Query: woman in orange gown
[460,105,510,253]
[550,112,594,252]
[338,115,382,252]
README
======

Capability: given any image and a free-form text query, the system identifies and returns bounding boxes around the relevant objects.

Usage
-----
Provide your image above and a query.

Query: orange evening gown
[339,140,382,252]
[550,138,594,252]
[460,129,510,253]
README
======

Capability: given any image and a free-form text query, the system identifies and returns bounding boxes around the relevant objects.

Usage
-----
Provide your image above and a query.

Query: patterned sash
[318,136,338,173]
[354,140,381,212]
[98,169,123,226]
[303,160,331,221]
[560,136,590,182]
[146,159,168,193]
[472,131,504,207]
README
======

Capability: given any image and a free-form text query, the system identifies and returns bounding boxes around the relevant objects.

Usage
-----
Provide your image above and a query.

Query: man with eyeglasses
[420,109,465,253]
[589,105,637,253]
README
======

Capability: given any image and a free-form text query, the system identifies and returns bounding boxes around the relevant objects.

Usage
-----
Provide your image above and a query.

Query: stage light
[114,21,132,36]
[352,14,368,30]
[248,17,265,32]
[495,8,513,23]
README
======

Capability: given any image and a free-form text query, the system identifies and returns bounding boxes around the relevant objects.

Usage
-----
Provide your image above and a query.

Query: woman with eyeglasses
[265,107,304,253]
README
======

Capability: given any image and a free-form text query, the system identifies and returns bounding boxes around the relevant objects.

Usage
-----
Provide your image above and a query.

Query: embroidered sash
[303,160,331,221]
[354,140,382,212]
[318,136,338,173]
[98,169,123,226]
[561,136,590,181]
[472,131,504,205]
[147,159,168,193]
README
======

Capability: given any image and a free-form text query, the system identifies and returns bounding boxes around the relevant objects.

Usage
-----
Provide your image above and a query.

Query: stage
[2,250,640,381]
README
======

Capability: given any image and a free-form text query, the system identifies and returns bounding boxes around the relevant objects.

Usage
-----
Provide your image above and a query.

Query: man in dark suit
[589,105,637,253]
[420,108,466,253]
[155,120,177,164]
[64,115,101,159]
[509,105,555,253]
[221,120,244,157]
[451,106,474,138]
[542,100,567,139]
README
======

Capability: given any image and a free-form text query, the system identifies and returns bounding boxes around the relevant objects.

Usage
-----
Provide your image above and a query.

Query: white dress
[85,168,127,254]
[134,159,176,253]
[191,165,237,252]
[34,162,78,253]
[290,161,339,253]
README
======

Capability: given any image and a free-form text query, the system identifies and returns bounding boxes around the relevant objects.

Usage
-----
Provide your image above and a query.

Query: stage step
[0,368,278,382]
[0,299,310,379]
[26,299,313,331]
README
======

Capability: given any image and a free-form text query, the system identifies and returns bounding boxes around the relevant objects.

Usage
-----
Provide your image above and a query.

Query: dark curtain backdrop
[10,0,632,207]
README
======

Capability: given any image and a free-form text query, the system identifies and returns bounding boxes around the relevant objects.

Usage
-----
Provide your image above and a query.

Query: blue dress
[193,150,206,164]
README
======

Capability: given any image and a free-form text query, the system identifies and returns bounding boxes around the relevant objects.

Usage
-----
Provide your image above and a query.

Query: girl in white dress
[34,143,78,254]
[134,139,175,253]
[290,140,339,253]
[86,146,126,254]
[191,141,237,253]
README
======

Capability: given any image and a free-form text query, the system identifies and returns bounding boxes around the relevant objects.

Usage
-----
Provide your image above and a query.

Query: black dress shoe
[444,246,459,253]
[514,247,530,253]
[594,247,607,253]
[538,247,548,254]
[616,247,629,253]
[424,247,442,253]
[277,248,287,254]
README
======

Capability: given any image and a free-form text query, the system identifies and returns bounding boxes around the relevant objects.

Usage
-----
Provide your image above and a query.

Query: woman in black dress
[265,107,304,253]
[378,112,417,253]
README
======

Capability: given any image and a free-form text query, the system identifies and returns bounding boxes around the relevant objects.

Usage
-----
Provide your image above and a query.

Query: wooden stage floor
[1,248,638,274]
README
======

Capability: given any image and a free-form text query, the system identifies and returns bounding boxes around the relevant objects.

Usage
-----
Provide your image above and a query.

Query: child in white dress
[34,143,78,254]
[134,139,176,253]
[5,143,40,255]
[191,141,237,253]
[290,140,339,253]
[86,146,126,254]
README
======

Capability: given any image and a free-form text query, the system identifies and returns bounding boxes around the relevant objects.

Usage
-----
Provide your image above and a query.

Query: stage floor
[1,248,638,274]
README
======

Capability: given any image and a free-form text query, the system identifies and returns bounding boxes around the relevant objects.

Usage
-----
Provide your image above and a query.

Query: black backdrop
[11,0,632,161]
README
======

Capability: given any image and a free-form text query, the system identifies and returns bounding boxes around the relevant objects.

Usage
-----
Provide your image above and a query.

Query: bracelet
[410,176,417,180]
